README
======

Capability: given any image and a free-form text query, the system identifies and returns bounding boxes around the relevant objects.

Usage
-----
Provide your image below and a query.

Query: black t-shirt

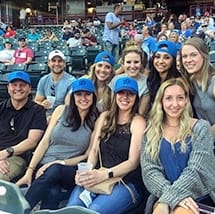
[0,98,47,150]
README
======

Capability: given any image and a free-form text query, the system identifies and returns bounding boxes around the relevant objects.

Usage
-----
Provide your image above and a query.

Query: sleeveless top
[159,136,192,184]
[41,106,92,164]
[193,76,215,125]
[99,123,144,187]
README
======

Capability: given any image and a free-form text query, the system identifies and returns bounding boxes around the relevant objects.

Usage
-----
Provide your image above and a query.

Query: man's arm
[0,129,44,160]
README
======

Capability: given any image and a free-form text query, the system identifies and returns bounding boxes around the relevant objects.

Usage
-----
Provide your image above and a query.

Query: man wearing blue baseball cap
[0,71,47,181]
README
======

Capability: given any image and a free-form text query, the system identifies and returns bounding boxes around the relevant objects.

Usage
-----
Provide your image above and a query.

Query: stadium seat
[5,64,28,73]
[34,206,100,214]
[27,63,49,90]
[0,179,30,214]
[0,74,9,102]
[86,45,103,65]
[70,47,88,77]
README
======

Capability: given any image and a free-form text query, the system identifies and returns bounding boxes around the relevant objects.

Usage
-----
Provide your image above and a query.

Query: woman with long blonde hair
[180,37,215,138]
[141,78,215,214]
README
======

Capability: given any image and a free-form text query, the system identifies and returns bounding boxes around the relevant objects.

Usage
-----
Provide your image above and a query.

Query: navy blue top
[159,137,192,184]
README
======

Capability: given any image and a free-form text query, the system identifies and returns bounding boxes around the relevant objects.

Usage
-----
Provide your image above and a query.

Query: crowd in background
[0,3,215,214]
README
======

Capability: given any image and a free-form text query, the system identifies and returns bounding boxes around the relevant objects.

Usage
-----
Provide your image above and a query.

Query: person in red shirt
[10,37,34,65]
[4,26,16,38]
[82,28,98,46]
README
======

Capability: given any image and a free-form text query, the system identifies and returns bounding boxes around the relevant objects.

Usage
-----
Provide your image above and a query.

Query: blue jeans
[103,40,119,62]
[25,164,77,210]
[67,183,143,214]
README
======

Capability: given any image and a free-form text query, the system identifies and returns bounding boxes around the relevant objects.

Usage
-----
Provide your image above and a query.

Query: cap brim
[114,87,137,94]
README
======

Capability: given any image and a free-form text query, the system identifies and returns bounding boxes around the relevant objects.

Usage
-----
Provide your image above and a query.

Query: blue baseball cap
[114,77,138,95]
[94,51,115,66]
[155,40,178,58]
[8,71,31,85]
[72,78,95,93]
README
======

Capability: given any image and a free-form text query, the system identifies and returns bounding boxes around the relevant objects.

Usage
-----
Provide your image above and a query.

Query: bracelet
[60,160,66,165]
[28,166,35,171]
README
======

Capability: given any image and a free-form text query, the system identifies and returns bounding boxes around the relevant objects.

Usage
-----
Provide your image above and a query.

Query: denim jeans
[67,183,143,214]
[25,164,77,210]
[103,40,119,63]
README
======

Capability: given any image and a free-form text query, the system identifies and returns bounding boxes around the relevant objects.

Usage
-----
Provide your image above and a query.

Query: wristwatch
[107,168,113,178]
[6,147,14,158]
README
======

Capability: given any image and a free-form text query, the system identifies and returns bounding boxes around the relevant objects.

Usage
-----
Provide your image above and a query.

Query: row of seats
[0,179,99,214]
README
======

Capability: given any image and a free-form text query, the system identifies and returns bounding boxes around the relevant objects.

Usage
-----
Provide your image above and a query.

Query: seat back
[5,64,28,73]
[27,63,49,89]
[0,179,30,214]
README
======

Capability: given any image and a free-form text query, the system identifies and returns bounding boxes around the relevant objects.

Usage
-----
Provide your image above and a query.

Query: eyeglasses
[50,84,55,96]
[10,117,16,133]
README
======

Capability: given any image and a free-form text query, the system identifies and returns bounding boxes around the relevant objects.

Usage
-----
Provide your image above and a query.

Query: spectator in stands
[141,78,215,214]
[81,28,97,46]
[0,39,15,64]
[169,31,182,51]
[128,23,137,40]
[62,19,72,32]
[0,71,46,181]
[40,30,58,42]
[157,23,168,37]
[66,51,115,112]
[3,26,16,39]
[19,8,27,29]
[34,50,76,121]
[27,27,40,42]
[178,21,192,42]
[17,78,99,210]
[10,37,34,65]
[102,3,125,61]
[145,14,157,28]
[180,37,215,138]
[0,18,7,32]
[156,33,168,42]
[175,14,185,30]
[141,25,157,58]
[166,22,176,36]
[62,26,73,41]
[67,77,147,214]
[66,29,82,48]
[147,40,181,107]
[87,51,115,112]
[109,47,150,116]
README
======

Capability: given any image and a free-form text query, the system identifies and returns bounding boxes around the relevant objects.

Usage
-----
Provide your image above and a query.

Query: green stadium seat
[0,179,30,214]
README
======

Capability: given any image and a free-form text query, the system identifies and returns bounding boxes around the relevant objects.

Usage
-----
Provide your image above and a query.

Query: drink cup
[46,96,56,109]
[78,162,92,172]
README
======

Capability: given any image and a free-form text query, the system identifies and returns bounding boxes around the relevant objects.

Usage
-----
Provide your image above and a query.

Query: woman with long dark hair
[17,78,99,210]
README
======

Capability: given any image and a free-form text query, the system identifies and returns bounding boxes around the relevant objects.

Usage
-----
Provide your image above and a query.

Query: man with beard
[34,50,76,121]
[66,29,82,49]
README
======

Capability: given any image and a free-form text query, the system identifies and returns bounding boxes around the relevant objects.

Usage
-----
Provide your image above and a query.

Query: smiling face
[116,90,136,112]
[123,52,142,78]
[162,84,187,120]
[8,80,31,102]
[94,61,112,82]
[74,91,93,111]
[48,56,66,75]
[153,52,174,76]
[181,44,203,75]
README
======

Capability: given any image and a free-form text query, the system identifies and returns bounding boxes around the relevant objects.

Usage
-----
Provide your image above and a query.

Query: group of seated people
[0,35,215,214]
[0,16,215,214]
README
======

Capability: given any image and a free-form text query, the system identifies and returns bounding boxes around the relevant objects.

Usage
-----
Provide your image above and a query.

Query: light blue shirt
[103,12,121,45]
[36,72,76,112]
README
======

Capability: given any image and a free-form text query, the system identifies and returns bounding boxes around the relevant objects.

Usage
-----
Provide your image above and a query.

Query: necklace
[165,123,179,128]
